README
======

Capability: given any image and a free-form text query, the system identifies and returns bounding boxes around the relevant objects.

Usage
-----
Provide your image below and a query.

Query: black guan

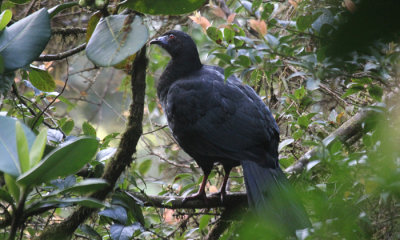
[150,30,310,234]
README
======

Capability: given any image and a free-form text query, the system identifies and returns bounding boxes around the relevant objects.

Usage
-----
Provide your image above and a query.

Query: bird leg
[212,166,232,203]
[182,172,209,203]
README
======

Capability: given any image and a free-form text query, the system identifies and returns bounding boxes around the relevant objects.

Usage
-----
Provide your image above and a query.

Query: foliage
[0,0,399,239]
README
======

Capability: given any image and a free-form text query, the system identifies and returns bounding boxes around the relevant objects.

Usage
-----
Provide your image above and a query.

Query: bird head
[150,30,198,58]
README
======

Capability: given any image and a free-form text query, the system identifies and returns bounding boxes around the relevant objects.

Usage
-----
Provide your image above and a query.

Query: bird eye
[169,34,175,40]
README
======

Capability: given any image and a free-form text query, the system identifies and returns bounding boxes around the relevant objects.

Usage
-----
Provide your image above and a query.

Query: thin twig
[143,125,168,135]
[151,152,191,169]
[31,60,70,130]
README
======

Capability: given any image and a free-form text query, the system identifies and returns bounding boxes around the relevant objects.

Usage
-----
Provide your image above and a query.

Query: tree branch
[286,91,399,174]
[128,192,248,209]
[36,43,86,61]
[35,46,148,240]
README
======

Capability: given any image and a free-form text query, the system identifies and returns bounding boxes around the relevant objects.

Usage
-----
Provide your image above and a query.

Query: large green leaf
[0,8,51,72]
[15,121,30,173]
[17,137,99,186]
[86,15,148,67]
[58,178,109,195]
[123,0,206,15]
[0,116,36,177]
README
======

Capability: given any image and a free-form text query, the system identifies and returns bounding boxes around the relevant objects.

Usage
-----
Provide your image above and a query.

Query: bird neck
[157,53,202,104]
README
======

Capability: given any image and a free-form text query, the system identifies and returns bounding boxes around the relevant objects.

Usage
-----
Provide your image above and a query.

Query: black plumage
[150,30,310,233]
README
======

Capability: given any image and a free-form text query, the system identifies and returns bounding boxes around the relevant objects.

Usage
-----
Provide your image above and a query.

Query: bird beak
[150,35,168,45]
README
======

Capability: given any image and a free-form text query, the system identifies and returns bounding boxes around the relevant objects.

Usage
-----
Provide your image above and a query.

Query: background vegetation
[0,0,399,239]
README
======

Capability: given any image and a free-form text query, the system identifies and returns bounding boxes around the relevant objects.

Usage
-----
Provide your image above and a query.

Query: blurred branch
[150,152,191,169]
[35,46,148,240]
[37,43,86,61]
[128,191,248,209]
[52,27,87,35]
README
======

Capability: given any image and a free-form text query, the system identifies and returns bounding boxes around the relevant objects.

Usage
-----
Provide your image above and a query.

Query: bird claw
[182,192,208,204]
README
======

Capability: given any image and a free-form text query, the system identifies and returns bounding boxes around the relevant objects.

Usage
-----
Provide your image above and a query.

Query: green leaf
[0,8,51,72]
[294,86,306,100]
[99,206,127,224]
[297,115,310,129]
[82,121,96,136]
[4,174,20,202]
[86,15,148,67]
[235,55,251,67]
[173,173,193,183]
[0,117,36,177]
[296,15,313,31]
[0,10,12,31]
[138,159,152,175]
[15,121,30,174]
[353,77,372,85]
[79,225,102,240]
[48,2,79,18]
[214,53,232,64]
[86,12,102,42]
[199,214,212,231]
[29,128,47,168]
[0,188,15,206]
[342,88,361,98]
[59,179,109,195]
[58,96,76,111]
[368,85,383,102]
[28,67,56,92]
[293,129,304,140]
[17,137,98,187]
[223,28,235,43]
[112,192,145,225]
[224,65,236,80]
[206,26,223,43]
[61,119,74,135]
[110,223,142,240]
[123,0,206,15]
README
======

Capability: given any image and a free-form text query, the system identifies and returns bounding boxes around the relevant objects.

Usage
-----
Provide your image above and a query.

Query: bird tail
[241,160,310,235]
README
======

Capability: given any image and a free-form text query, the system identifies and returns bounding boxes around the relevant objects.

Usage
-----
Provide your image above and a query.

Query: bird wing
[165,66,279,167]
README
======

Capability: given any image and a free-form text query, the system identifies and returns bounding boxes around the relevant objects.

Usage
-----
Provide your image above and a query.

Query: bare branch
[36,43,86,62]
